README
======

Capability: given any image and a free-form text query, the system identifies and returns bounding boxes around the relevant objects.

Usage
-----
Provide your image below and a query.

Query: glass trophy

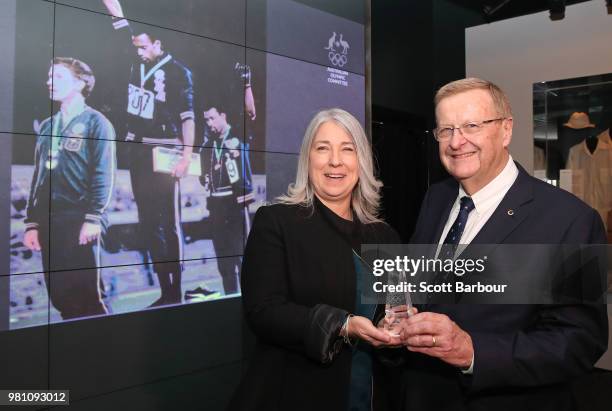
[384,269,414,337]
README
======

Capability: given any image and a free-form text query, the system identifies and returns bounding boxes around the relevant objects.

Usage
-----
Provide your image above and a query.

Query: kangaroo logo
[325,32,349,67]
[324,32,337,51]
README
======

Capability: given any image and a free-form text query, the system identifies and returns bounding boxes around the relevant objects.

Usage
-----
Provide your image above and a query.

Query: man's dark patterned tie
[430,196,475,303]
[442,196,475,250]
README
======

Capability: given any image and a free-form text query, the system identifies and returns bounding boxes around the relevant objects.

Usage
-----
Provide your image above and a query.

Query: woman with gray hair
[229,108,400,411]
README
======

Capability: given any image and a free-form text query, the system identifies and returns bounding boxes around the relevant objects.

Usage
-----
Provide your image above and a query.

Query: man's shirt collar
[458,155,519,216]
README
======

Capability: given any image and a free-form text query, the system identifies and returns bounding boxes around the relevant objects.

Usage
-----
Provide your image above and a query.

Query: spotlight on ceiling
[607,0,612,15]
[548,0,566,21]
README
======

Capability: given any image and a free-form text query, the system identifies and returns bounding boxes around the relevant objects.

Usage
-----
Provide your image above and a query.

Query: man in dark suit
[378,78,608,411]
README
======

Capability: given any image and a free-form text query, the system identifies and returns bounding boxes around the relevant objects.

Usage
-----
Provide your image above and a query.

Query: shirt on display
[566,130,612,230]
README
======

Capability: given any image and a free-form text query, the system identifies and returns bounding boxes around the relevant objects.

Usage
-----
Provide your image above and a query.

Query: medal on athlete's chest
[213,139,240,184]
[46,112,85,169]
[127,55,171,119]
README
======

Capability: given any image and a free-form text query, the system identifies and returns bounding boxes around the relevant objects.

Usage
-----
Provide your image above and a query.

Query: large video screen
[2,0,365,330]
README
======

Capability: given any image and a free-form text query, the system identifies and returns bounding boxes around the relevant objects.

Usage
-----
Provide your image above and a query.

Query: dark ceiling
[448,0,591,24]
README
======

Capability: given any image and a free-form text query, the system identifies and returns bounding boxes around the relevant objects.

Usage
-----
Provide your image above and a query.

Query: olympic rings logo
[328,52,348,67]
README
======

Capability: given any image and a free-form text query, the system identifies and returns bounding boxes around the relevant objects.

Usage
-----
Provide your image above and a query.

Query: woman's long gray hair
[276,108,383,224]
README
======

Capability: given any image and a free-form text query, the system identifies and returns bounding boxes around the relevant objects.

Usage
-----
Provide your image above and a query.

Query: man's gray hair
[276,108,383,224]
[435,77,513,119]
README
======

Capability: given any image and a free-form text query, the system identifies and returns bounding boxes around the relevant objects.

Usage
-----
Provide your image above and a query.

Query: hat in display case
[563,112,596,129]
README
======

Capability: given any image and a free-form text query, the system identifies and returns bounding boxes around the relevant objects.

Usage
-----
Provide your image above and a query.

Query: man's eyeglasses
[433,118,506,142]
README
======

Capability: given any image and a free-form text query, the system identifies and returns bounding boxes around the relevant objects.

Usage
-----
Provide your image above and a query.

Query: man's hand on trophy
[398,311,474,369]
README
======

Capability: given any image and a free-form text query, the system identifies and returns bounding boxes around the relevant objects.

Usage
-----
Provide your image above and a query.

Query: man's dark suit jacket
[375,163,609,411]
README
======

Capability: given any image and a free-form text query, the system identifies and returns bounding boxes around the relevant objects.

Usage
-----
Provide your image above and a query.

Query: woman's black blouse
[228,198,399,411]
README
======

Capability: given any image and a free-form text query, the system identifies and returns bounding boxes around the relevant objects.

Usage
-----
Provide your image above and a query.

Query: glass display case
[533,74,612,245]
